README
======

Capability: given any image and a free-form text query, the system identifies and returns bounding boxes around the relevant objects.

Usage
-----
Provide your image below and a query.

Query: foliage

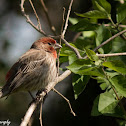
[60,0,126,124]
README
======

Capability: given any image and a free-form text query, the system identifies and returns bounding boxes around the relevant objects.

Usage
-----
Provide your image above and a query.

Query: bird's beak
[54,43,62,50]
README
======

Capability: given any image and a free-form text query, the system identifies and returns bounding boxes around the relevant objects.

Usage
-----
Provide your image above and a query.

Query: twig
[39,102,43,126]
[102,67,126,119]
[102,67,120,100]
[29,0,42,30]
[20,0,47,36]
[21,0,81,60]
[51,35,83,59]
[61,37,82,59]
[40,0,57,35]
[73,32,82,42]
[119,25,126,28]
[100,24,126,28]
[56,29,126,60]
[62,0,73,37]
[106,16,126,40]
[57,7,66,75]
[52,88,76,116]
[93,29,126,52]
[20,70,71,126]
[28,91,35,100]
[96,52,126,57]
[28,116,33,126]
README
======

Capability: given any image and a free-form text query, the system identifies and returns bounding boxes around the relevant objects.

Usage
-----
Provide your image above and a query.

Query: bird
[0,37,61,98]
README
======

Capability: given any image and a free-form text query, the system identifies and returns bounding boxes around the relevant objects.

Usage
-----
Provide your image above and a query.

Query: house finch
[0,37,61,98]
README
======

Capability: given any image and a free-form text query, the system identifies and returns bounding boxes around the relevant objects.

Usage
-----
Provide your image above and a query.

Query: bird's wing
[3,49,46,92]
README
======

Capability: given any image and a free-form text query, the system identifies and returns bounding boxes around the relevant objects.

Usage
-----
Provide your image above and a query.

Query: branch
[39,102,43,126]
[20,70,71,126]
[52,88,76,116]
[62,0,73,37]
[57,7,66,75]
[96,52,126,57]
[40,0,57,35]
[54,29,126,60]
[61,37,83,59]
[73,32,82,42]
[101,24,126,28]
[20,0,47,36]
[29,0,42,30]
[93,29,126,52]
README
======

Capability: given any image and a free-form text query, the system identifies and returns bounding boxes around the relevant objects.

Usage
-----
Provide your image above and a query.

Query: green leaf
[69,17,78,25]
[111,75,126,98]
[67,59,104,77]
[100,83,108,90]
[68,54,78,65]
[59,56,68,63]
[103,60,126,74]
[72,74,90,99]
[95,25,112,54]
[75,10,108,19]
[91,95,101,116]
[94,1,107,13]
[66,59,93,73]
[98,92,118,113]
[92,0,111,14]
[70,19,98,32]
[60,44,74,56]
[92,92,124,118]
[84,48,99,61]
[95,76,109,90]
[116,3,126,23]
[74,37,96,51]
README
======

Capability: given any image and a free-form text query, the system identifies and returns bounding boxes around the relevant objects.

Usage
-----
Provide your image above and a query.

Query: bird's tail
[0,89,9,98]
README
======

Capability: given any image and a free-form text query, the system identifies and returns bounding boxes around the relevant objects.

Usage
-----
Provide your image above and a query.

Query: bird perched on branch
[0,37,61,98]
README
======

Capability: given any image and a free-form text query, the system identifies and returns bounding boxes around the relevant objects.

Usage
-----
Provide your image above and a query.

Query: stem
[93,29,126,52]
[39,102,43,126]
[108,16,126,40]
[96,52,126,57]
[52,88,76,116]
[40,0,57,35]
[102,67,126,119]
[62,0,73,37]
[57,7,66,75]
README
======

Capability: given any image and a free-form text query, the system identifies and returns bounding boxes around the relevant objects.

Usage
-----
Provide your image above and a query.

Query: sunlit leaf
[84,48,99,61]
[92,0,111,14]
[116,3,126,23]
[94,1,107,13]
[68,54,78,65]
[103,60,126,74]
[69,17,78,25]
[111,75,126,98]
[75,10,108,19]
[67,59,104,77]
[70,19,98,32]
[95,25,112,54]
[92,92,124,118]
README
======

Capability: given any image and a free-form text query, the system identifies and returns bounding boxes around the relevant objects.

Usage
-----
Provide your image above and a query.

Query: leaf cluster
[60,0,126,123]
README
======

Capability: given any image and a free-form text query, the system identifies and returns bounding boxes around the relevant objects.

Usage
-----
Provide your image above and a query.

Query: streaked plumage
[0,37,61,98]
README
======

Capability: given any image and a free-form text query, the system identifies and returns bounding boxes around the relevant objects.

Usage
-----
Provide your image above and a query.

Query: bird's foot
[36,89,48,103]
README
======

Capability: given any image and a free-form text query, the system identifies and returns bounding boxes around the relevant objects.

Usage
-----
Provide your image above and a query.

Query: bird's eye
[48,43,51,45]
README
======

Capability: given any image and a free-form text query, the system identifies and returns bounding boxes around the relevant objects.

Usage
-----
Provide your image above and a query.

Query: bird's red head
[31,37,61,58]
